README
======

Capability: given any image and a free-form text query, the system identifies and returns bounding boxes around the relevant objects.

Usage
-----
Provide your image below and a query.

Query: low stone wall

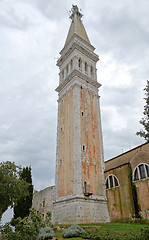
[32,186,56,220]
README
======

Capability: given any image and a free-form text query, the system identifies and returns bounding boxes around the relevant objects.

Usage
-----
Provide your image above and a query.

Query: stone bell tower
[52,5,110,224]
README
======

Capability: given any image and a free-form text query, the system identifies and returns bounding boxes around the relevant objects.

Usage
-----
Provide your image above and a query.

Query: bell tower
[52,5,110,224]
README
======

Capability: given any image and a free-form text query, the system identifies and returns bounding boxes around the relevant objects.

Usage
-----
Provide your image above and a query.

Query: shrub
[0,222,28,240]
[82,231,120,240]
[1,209,43,240]
[123,227,149,240]
[62,224,86,238]
[37,227,55,240]
[82,227,149,240]
[43,212,52,227]
[137,227,149,240]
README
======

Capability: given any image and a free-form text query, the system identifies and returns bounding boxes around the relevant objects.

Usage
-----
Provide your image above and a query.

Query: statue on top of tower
[70,4,83,19]
[72,5,79,12]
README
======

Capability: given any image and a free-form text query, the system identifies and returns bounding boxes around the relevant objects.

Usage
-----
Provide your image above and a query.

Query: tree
[0,161,29,220]
[136,80,149,142]
[14,166,33,219]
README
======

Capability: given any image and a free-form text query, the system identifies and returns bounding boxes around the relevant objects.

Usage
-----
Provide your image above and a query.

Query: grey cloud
[101,86,143,109]
[0,2,31,30]
[85,1,149,65]
[103,117,144,161]
[27,0,66,21]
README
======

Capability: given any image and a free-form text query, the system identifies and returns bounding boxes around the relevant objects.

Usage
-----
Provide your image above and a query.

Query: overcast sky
[0,0,149,203]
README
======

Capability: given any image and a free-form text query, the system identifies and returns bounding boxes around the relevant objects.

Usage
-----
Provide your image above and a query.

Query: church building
[32,6,149,223]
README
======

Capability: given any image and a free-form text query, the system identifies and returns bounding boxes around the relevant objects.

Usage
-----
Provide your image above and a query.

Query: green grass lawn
[95,222,149,233]
[55,222,149,239]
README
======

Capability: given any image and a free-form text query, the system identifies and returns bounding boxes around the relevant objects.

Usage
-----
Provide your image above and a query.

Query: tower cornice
[55,69,101,93]
[57,38,99,67]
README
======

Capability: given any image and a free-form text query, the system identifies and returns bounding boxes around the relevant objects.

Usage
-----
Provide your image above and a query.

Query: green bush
[37,227,55,240]
[62,224,86,238]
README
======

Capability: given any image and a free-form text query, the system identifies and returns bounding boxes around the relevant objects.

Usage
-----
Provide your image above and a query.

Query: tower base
[52,195,110,224]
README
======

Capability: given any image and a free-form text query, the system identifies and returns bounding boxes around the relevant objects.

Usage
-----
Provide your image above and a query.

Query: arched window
[82,144,86,151]
[70,59,73,69]
[84,181,87,193]
[106,174,119,189]
[133,163,149,181]
[60,159,63,166]
[90,66,93,76]
[85,62,87,72]
[78,58,81,68]
[66,64,68,74]
[62,70,64,79]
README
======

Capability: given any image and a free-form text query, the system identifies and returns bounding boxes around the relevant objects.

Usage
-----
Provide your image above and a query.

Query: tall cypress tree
[136,80,149,142]
[14,166,33,219]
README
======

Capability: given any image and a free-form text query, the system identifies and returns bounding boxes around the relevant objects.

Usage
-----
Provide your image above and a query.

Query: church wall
[105,143,149,221]
[130,149,149,219]
[105,164,134,220]
[134,179,149,219]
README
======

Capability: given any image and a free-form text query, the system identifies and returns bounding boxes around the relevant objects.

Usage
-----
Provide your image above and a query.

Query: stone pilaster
[73,84,82,195]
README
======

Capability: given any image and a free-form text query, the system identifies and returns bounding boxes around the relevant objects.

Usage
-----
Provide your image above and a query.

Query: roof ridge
[105,142,147,163]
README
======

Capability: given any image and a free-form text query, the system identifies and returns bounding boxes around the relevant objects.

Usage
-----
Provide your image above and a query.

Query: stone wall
[52,195,110,224]
[32,186,56,220]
